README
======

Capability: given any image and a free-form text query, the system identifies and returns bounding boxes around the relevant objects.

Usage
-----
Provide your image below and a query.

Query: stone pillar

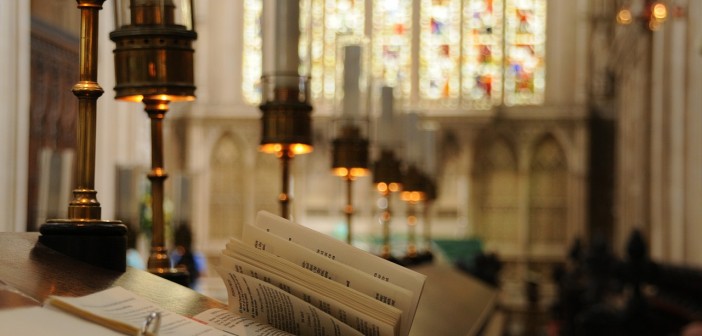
[0,0,29,232]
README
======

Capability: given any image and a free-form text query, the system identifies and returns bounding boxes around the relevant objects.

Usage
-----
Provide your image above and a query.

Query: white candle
[274,0,300,74]
[377,86,395,148]
[342,45,361,118]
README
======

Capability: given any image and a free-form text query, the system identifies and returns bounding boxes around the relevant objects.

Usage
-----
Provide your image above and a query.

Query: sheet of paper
[218,269,364,336]
[254,211,426,336]
[47,286,230,336]
[0,306,124,336]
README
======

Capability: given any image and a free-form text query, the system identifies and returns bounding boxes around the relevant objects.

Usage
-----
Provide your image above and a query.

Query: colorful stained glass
[309,0,365,101]
[419,0,461,105]
[504,0,546,105]
[242,0,263,104]
[242,1,547,109]
[462,0,503,109]
[372,0,412,99]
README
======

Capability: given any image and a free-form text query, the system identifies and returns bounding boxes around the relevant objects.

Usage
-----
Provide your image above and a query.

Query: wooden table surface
[0,233,496,336]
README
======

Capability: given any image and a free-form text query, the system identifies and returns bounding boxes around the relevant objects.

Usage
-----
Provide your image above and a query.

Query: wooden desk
[0,233,226,315]
[0,233,496,335]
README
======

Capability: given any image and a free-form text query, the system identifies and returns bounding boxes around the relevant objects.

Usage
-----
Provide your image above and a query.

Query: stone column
[0,0,29,232]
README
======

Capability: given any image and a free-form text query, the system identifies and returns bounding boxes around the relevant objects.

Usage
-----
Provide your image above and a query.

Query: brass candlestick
[39,0,127,272]
[259,75,313,219]
[400,164,427,264]
[332,124,369,244]
[110,0,196,285]
[372,149,402,260]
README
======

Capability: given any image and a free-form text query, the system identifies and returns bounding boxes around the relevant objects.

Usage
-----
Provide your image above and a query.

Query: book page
[193,308,293,336]
[240,222,413,335]
[218,268,364,336]
[219,253,398,336]
[46,286,230,336]
[254,211,425,336]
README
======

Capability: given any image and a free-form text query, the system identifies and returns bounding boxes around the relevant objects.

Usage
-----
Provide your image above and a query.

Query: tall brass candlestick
[332,124,369,245]
[110,0,196,285]
[259,77,314,220]
[40,0,127,272]
[143,98,172,272]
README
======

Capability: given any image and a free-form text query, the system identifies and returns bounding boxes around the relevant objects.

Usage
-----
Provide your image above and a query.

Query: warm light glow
[377,182,388,193]
[376,182,401,193]
[334,167,349,176]
[616,8,633,25]
[333,167,369,178]
[388,182,400,192]
[401,191,426,203]
[259,143,313,155]
[652,3,667,21]
[649,2,667,30]
[115,94,195,103]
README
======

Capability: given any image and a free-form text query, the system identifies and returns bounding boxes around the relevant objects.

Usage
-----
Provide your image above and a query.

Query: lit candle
[342,45,361,118]
[275,0,300,74]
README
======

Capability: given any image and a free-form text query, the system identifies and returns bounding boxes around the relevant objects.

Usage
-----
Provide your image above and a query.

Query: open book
[214,211,427,336]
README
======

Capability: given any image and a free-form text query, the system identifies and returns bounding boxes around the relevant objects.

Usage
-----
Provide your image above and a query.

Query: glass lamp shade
[400,165,427,202]
[331,118,370,177]
[110,0,197,102]
[373,149,403,191]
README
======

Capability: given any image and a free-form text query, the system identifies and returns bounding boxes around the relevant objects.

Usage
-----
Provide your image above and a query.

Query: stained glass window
[372,0,413,99]
[311,0,365,101]
[419,0,462,105]
[504,0,546,105]
[462,0,504,109]
[242,0,546,109]
[242,0,263,104]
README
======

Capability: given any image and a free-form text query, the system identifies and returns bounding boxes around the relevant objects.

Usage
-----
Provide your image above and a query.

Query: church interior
[2,0,702,335]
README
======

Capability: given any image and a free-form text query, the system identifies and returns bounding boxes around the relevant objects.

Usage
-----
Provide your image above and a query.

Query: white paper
[253,211,425,336]
[0,306,124,336]
[46,286,230,336]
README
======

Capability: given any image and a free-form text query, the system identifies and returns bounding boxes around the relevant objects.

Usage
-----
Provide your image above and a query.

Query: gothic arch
[208,133,245,240]
[473,134,519,252]
[527,134,568,247]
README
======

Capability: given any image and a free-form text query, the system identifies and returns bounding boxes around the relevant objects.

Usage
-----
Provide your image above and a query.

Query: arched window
[528,136,567,245]
[242,0,546,110]
[476,138,519,245]
[209,134,244,239]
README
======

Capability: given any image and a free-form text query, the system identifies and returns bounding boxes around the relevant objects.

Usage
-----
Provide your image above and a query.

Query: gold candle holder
[372,149,402,260]
[39,0,127,272]
[259,75,313,219]
[110,0,196,285]
[331,124,369,244]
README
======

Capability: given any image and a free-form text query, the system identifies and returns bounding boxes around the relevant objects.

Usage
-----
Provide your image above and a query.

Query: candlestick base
[39,220,127,272]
